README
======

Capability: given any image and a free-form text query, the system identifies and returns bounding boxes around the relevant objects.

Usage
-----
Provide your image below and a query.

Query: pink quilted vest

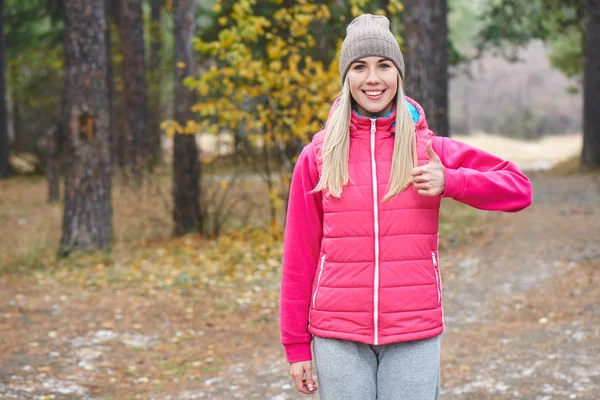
[307,97,444,345]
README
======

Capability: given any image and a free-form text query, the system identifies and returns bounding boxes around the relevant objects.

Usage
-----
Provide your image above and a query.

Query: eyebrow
[353,58,392,64]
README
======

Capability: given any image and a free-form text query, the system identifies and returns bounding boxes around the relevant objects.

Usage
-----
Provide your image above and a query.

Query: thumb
[426,140,441,163]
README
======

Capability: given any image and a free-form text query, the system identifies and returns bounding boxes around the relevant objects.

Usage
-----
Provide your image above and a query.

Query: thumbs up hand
[411,140,446,197]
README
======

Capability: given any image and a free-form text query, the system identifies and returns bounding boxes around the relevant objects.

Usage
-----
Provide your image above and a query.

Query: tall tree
[104,0,117,167]
[60,0,113,254]
[120,0,148,181]
[582,0,600,169]
[0,0,10,178]
[477,0,600,169]
[172,0,201,236]
[404,0,450,137]
[431,0,449,138]
[148,0,163,166]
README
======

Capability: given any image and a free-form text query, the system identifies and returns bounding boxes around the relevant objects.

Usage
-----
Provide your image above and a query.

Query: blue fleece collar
[353,101,420,124]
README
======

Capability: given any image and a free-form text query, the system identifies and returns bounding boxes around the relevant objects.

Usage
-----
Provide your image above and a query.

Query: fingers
[418,188,436,196]
[291,368,308,394]
[413,182,430,191]
[290,362,317,395]
[412,174,428,183]
[304,364,317,393]
[411,166,425,176]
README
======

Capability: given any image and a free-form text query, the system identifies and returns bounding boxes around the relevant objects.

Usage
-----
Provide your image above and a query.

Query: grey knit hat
[339,14,405,84]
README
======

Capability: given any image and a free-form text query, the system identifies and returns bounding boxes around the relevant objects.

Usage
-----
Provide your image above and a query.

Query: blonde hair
[313,74,417,201]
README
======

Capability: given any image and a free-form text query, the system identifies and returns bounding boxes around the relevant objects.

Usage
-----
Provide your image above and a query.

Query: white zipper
[312,255,326,309]
[370,118,381,345]
[432,251,441,305]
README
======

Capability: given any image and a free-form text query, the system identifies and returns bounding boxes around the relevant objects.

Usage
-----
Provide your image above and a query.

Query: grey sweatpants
[313,335,441,400]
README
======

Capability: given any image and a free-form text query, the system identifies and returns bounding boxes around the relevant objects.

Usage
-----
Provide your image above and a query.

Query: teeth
[365,91,383,96]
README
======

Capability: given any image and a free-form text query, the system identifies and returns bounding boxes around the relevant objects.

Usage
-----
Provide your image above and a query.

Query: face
[347,56,399,117]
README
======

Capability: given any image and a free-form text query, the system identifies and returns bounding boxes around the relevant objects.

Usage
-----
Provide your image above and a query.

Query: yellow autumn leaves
[165,0,340,150]
[165,0,404,148]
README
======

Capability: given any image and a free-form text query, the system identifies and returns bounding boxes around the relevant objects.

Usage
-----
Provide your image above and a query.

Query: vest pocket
[312,255,326,310]
[431,251,441,305]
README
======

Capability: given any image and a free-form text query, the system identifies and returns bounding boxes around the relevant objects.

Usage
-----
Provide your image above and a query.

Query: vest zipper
[312,255,326,309]
[432,251,441,305]
[370,118,381,345]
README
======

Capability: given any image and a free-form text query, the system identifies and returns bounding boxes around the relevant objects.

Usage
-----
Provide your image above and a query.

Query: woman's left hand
[411,140,445,196]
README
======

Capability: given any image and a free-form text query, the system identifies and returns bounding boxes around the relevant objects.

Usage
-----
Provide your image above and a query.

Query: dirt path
[439,173,600,399]
[1,173,599,399]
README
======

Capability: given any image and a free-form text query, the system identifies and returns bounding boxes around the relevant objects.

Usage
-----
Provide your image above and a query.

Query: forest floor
[1,160,599,399]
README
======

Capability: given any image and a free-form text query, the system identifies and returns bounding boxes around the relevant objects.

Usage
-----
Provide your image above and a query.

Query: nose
[365,67,381,84]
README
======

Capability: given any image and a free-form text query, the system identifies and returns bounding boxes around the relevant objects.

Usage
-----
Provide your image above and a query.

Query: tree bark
[582,0,600,169]
[403,0,450,137]
[172,0,201,236]
[148,0,163,166]
[46,125,61,202]
[431,0,449,137]
[60,0,113,255]
[0,0,10,178]
[120,0,149,182]
[104,0,117,167]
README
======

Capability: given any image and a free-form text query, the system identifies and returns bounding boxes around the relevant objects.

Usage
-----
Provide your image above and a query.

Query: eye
[352,64,366,70]
[379,62,392,69]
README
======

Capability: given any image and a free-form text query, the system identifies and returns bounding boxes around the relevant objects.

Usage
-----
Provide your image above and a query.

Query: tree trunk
[106,0,127,168]
[403,0,450,137]
[431,0,449,137]
[0,0,10,178]
[60,0,113,255]
[148,0,163,167]
[120,0,149,182]
[582,0,600,169]
[105,0,118,167]
[46,125,60,202]
[172,0,201,236]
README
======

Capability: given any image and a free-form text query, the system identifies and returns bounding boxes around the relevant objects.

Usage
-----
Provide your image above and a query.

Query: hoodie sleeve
[280,143,323,363]
[432,136,532,212]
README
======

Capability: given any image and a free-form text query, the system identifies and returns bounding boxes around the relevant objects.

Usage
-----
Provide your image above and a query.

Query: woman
[280,14,532,399]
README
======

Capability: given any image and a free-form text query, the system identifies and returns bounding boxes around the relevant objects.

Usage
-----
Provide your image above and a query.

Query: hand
[411,140,445,196]
[289,361,317,395]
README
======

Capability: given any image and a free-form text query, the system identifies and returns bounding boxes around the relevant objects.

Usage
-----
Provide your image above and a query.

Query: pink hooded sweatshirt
[280,96,532,363]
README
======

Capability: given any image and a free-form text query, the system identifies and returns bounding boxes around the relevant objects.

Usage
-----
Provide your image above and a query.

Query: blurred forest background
[0,0,599,398]
[0,0,598,253]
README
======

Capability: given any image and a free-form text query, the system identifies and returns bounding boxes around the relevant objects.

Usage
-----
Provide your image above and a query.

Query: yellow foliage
[269,60,282,72]
[191,0,341,151]
[182,0,389,232]
[161,120,183,137]
[390,0,404,12]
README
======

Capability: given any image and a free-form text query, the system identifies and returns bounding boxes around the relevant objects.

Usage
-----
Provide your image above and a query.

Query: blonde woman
[280,14,532,399]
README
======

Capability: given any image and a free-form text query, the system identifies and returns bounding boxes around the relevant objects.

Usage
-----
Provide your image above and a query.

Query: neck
[354,102,394,118]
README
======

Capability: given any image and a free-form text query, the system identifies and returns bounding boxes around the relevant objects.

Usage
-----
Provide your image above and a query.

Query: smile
[363,90,385,97]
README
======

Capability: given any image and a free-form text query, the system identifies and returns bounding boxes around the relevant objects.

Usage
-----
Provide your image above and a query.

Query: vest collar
[350,106,396,138]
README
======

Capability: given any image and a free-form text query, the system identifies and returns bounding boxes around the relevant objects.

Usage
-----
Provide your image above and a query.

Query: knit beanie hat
[338,14,405,84]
